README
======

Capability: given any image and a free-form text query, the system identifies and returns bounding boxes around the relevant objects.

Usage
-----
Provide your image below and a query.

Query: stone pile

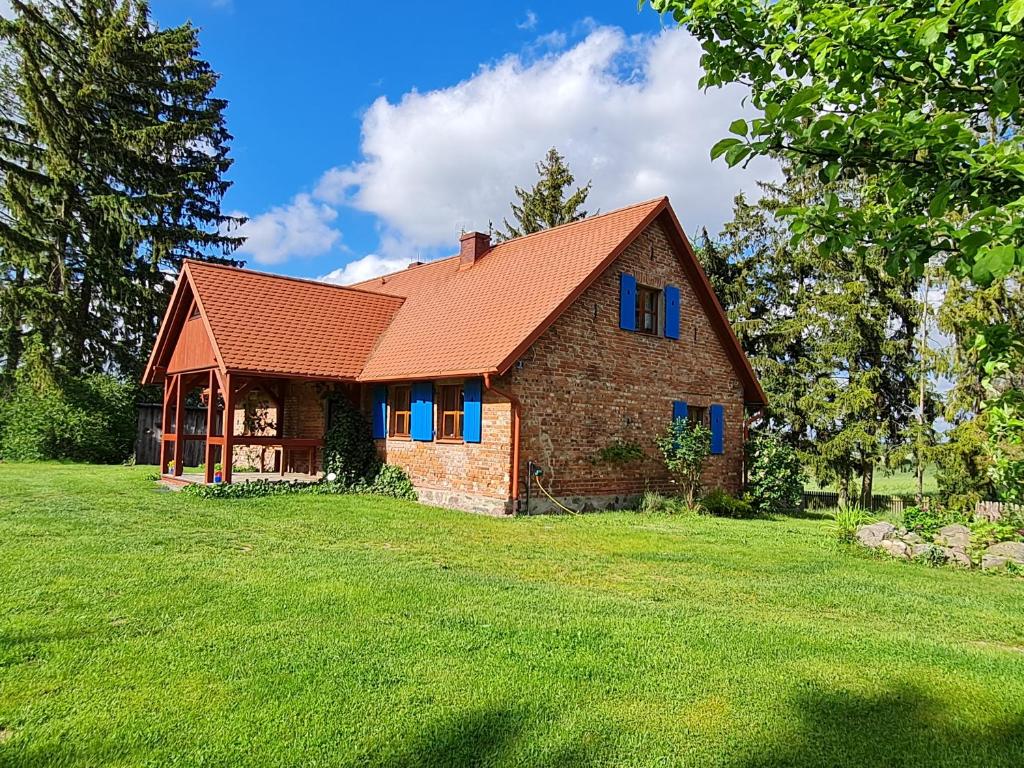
[854,521,1024,571]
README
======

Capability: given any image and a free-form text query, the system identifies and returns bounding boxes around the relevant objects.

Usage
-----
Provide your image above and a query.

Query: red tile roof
[185,261,403,379]
[143,198,765,404]
[354,198,666,381]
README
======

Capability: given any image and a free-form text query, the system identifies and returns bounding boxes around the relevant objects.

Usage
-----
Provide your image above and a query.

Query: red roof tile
[144,197,765,404]
[185,261,404,379]
[354,198,666,381]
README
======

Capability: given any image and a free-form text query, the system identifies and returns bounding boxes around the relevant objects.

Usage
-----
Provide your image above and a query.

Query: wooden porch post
[204,368,218,484]
[172,372,185,477]
[159,374,176,474]
[223,372,235,484]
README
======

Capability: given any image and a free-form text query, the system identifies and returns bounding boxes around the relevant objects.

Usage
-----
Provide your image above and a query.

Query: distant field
[805,465,938,495]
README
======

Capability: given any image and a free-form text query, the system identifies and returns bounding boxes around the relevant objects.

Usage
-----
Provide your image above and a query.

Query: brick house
[143,197,766,514]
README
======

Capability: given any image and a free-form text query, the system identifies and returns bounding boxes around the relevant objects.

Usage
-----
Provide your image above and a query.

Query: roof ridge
[489,196,667,248]
[347,254,461,288]
[184,259,405,302]
[346,197,668,288]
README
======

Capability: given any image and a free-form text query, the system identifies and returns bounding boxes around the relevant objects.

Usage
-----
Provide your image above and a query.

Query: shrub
[745,433,805,516]
[830,506,875,544]
[656,418,711,507]
[969,519,1023,549]
[912,544,948,568]
[365,463,417,500]
[0,368,137,464]
[699,489,756,518]
[901,505,945,536]
[637,490,678,514]
[322,392,380,486]
[181,463,418,502]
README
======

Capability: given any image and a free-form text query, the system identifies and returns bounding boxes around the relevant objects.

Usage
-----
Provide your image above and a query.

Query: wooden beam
[223,372,235,484]
[204,368,217,484]
[159,374,176,474]
[172,373,185,476]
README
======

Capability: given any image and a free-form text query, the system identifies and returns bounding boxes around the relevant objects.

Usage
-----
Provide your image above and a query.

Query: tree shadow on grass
[361,705,602,768]
[731,683,1024,768]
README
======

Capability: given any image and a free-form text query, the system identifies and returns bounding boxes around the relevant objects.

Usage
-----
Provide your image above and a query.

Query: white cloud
[517,10,538,30]
[234,193,340,265]
[318,253,415,285]
[322,26,776,249]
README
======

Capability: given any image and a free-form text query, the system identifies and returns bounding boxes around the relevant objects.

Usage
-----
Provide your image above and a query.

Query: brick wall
[375,387,512,514]
[230,380,325,473]
[500,217,747,507]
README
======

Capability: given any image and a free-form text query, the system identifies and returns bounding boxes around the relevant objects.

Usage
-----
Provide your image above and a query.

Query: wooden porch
[157,368,328,484]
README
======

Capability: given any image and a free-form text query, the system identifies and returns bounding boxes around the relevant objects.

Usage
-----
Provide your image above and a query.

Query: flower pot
[214,472,222,484]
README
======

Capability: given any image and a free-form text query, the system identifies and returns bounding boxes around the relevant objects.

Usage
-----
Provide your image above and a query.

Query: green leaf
[972,244,1016,284]
[729,118,748,137]
[1008,0,1024,26]
[724,143,751,167]
[958,231,992,256]
[710,137,741,161]
[917,17,948,46]
[929,185,950,218]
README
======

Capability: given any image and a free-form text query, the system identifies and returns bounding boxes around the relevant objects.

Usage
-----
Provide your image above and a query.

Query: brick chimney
[459,231,491,268]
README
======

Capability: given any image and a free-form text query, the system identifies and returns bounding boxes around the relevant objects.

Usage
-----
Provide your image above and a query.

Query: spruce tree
[704,165,926,505]
[0,0,242,381]
[495,148,591,241]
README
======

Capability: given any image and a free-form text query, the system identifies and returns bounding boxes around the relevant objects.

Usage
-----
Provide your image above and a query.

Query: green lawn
[1,464,1022,767]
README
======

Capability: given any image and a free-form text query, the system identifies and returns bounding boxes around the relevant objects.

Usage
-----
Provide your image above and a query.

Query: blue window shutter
[710,404,725,454]
[672,400,688,424]
[664,285,680,340]
[411,381,434,441]
[463,378,482,443]
[619,273,637,331]
[371,385,387,439]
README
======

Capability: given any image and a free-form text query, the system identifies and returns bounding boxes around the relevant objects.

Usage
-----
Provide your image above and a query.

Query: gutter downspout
[484,373,521,515]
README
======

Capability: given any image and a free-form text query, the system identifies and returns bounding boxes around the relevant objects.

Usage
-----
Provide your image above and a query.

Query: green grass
[805,465,939,495]
[1,463,1022,767]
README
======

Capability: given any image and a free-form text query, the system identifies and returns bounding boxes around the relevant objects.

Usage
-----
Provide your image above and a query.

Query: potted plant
[214,463,223,484]
[166,460,175,475]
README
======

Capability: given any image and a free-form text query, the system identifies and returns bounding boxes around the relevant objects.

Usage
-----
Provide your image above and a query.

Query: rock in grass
[981,541,1024,571]
[938,546,972,568]
[855,521,897,548]
[909,543,936,559]
[934,524,972,549]
[879,539,910,559]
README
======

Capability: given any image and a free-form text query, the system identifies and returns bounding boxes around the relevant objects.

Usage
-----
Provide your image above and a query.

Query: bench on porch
[231,436,323,477]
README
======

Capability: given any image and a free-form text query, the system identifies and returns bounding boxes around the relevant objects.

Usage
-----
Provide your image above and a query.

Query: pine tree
[703,164,927,505]
[0,0,242,381]
[494,148,591,241]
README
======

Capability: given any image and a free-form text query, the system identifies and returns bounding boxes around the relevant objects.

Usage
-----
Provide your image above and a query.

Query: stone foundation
[414,486,510,516]
[518,492,641,516]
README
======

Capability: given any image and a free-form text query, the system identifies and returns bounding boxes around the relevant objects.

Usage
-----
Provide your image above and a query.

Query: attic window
[688,405,708,428]
[635,286,660,335]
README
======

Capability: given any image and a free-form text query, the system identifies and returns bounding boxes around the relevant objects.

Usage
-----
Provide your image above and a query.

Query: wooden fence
[802,490,1021,520]
[135,403,207,467]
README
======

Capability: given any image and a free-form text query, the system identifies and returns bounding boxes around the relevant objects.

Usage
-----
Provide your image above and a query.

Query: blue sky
[149,1,774,283]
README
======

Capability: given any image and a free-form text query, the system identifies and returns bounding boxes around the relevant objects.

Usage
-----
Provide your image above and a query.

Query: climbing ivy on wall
[322,391,380,487]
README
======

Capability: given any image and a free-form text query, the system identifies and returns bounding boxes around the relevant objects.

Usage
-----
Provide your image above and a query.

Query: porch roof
[143,261,405,384]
